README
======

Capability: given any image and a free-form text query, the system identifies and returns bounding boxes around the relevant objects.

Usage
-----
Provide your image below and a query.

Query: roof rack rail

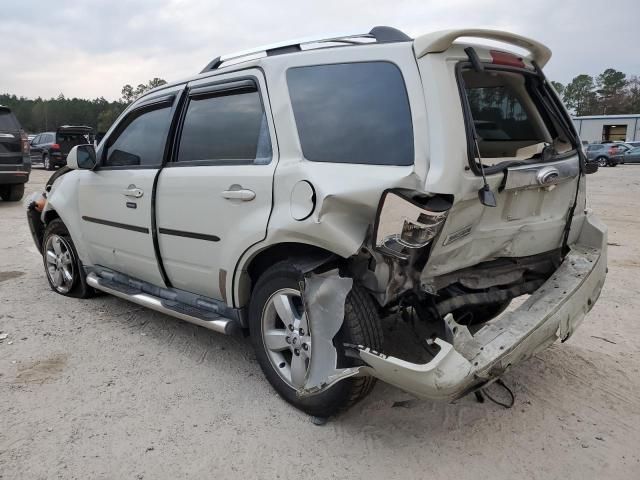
[200,26,411,73]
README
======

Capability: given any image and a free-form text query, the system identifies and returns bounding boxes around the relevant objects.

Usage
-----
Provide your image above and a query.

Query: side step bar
[86,273,238,335]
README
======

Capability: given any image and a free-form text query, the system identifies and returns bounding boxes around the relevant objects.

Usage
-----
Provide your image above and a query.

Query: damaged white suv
[27,27,607,417]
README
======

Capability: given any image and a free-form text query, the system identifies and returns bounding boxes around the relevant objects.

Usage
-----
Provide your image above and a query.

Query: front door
[155,70,277,301]
[78,87,182,286]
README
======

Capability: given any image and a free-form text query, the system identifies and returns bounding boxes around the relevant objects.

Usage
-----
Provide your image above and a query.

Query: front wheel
[43,154,52,171]
[42,219,94,298]
[249,261,382,417]
[597,156,608,168]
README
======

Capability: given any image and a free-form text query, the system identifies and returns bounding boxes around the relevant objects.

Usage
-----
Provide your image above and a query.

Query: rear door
[78,86,183,285]
[155,69,277,300]
[0,109,23,167]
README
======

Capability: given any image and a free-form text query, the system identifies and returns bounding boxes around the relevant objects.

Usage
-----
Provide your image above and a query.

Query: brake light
[51,143,61,150]
[490,49,525,68]
[20,131,30,155]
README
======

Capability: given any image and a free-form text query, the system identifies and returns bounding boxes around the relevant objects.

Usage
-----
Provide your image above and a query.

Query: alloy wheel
[44,234,75,293]
[261,288,311,388]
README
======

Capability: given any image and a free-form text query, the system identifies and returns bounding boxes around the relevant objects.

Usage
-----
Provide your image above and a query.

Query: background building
[573,114,640,143]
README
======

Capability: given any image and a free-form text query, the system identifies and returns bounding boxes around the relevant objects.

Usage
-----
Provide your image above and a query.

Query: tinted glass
[106,106,172,167]
[466,86,538,140]
[177,91,271,163]
[0,111,20,130]
[287,62,414,165]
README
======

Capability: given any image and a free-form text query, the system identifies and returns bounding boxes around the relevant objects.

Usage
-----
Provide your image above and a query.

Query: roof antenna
[464,46,496,207]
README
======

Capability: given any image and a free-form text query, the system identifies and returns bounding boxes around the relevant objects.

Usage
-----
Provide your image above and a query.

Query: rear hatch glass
[461,68,573,172]
[0,109,22,164]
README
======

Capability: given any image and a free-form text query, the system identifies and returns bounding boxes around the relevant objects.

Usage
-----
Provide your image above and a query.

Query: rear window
[0,110,20,131]
[287,62,414,166]
[467,86,538,140]
[461,68,572,162]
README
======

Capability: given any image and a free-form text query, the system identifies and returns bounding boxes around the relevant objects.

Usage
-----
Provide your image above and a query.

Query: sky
[1,0,639,101]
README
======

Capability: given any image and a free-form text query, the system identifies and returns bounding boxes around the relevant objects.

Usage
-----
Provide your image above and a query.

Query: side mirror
[67,144,97,170]
[585,162,598,174]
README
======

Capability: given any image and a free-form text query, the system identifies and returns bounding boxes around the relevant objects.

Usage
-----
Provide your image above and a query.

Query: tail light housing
[20,131,30,155]
[373,190,451,259]
[51,143,61,150]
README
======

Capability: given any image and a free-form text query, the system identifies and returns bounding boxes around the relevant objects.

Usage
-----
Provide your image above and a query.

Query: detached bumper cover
[356,211,607,400]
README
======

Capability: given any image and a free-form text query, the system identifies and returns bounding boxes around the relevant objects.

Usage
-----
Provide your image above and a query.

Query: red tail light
[20,131,30,154]
[51,143,61,150]
[490,49,525,68]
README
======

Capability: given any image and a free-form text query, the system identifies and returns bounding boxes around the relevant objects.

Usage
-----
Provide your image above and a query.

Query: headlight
[373,190,451,259]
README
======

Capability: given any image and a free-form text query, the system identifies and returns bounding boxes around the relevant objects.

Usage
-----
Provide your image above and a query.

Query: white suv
[27,27,607,417]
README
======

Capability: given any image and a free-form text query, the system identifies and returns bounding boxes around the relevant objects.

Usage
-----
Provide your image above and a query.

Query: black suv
[0,106,30,201]
[30,126,94,170]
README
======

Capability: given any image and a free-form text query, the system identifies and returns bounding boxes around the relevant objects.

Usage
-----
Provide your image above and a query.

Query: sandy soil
[1,166,639,479]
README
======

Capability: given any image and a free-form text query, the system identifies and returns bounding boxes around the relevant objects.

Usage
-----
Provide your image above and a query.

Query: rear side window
[177,90,271,164]
[105,105,172,167]
[287,62,414,166]
[0,110,20,131]
[587,145,604,151]
[467,86,537,140]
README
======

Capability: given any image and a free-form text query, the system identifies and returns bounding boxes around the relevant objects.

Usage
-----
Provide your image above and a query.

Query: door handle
[123,186,144,198]
[221,188,255,201]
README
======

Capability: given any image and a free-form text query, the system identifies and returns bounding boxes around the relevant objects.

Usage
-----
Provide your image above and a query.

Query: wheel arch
[233,241,343,309]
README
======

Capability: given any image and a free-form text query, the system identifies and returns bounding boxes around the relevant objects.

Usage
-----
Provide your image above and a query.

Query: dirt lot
[1,166,639,479]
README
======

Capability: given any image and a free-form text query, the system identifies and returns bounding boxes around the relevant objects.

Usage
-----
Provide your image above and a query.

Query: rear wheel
[42,219,94,298]
[8,183,25,201]
[249,261,382,417]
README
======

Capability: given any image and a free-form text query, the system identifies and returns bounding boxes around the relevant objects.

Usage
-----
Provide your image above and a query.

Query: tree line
[0,78,167,134]
[551,68,640,116]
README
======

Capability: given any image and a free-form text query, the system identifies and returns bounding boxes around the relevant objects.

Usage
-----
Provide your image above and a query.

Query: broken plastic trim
[299,269,361,396]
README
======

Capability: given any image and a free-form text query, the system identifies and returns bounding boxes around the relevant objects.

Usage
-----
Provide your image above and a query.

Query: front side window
[105,105,172,167]
[287,62,414,166]
[177,90,271,164]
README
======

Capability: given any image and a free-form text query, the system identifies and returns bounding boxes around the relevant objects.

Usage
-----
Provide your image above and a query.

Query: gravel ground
[1,166,639,479]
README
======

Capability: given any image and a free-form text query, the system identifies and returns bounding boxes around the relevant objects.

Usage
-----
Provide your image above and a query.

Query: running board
[86,272,238,335]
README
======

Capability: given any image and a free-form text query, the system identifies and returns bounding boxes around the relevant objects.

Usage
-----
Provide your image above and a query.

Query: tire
[596,156,608,168]
[610,161,618,167]
[42,219,95,298]
[43,154,52,171]
[249,261,382,417]
[4,184,25,202]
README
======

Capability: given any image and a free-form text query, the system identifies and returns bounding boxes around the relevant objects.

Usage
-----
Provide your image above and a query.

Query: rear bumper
[0,165,30,184]
[358,211,607,400]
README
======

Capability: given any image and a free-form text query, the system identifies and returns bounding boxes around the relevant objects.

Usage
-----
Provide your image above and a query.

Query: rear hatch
[56,126,93,157]
[0,107,24,165]
[415,32,584,282]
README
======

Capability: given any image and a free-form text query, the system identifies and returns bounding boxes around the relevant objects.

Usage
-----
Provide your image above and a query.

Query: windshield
[461,68,573,166]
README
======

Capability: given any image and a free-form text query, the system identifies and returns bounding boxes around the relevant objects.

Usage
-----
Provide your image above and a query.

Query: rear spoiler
[413,29,552,67]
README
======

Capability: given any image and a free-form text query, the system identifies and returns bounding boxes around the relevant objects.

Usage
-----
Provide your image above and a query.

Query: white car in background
[27,27,607,417]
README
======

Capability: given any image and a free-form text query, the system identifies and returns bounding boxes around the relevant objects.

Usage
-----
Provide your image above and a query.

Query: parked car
[26,27,607,417]
[627,141,640,148]
[623,146,640,163]
[0,106,31,201]
[30,126,94,170]
[586,143,621,167]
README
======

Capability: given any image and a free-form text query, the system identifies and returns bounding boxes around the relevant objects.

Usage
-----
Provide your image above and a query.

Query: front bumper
[357,211,607,400]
